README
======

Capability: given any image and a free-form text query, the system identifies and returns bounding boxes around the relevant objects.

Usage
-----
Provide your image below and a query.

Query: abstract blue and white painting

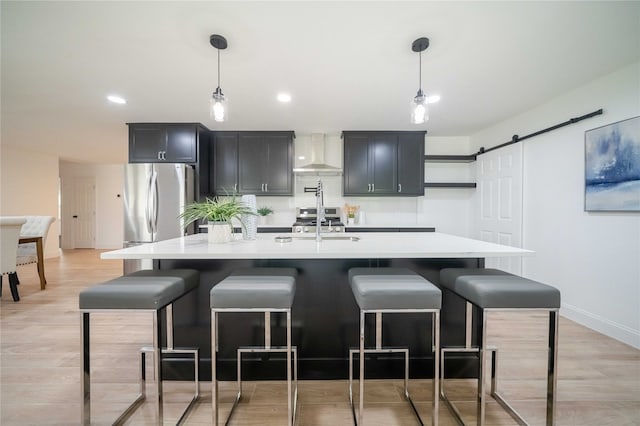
[585,116,640,211]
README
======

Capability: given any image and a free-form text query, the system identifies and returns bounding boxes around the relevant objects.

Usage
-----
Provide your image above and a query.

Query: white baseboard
[95,244,123,249]
[562,303,640,349]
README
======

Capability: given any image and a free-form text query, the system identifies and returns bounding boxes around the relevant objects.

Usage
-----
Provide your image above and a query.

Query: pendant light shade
[411,37,430,124]
[210,87,227,122]
[210,34,228,122]
[411,89,428,124]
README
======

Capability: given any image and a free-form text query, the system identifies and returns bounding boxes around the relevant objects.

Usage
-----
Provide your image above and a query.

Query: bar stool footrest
[441,346,528,426]
[348,347,425,426]
[138,346,201,425]
[217,346,298,426]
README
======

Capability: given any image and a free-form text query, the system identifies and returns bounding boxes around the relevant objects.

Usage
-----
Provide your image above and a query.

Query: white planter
[258,215,269,226]
[207,222,233,244]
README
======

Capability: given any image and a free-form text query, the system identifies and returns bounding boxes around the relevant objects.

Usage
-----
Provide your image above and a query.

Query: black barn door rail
[477,108,603,156]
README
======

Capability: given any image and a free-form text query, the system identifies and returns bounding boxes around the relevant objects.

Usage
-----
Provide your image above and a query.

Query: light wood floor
[1,249,639,425]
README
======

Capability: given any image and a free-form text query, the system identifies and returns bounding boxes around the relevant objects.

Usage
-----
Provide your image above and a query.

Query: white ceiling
[2,1,639,164]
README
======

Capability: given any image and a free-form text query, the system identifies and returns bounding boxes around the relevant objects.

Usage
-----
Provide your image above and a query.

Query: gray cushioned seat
[127,269,200,293]
[79,276,186,310]
[440,268,513,291]
[210,268,297,310]
[349,267,441,310]
[440,268,560,309]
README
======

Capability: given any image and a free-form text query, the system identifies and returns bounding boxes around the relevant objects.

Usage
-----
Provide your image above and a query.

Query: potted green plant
[257,206,274,225]
[180,196,256,243]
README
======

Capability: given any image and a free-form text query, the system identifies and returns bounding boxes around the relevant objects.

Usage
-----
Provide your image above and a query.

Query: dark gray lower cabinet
[343,131,425,196]
[211,131,294,196]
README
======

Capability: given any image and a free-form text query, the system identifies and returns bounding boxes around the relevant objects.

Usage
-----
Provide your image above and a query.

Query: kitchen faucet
[304,180,325,242]
[315,180,325,242]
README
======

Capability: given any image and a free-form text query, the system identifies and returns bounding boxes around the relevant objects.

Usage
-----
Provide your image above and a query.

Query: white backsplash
[255,174,431,226]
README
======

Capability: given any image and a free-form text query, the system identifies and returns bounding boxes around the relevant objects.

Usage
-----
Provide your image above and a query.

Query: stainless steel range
[292,207,345,233]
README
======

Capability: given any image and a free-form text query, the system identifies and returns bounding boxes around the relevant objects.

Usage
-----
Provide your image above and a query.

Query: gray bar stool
[348,267,442,426]
[210,267,298,426]
[79,269,200,426]
[439,268,561,426]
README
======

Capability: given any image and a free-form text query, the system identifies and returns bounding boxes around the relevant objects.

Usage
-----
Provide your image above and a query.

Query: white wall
[422,136,474,236]
[0,145,60,258]
[470,61,640,348]
[59,161,124,249]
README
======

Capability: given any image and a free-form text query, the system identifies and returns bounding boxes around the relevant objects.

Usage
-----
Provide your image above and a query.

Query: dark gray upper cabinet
[128,123,201,163]
[397,132,426,195]
[212,131,294,196]
[343,134,370,194]
[212,132,239,195]
[343,131,425,196]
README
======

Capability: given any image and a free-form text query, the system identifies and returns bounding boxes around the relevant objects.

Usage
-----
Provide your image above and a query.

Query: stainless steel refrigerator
[123,163,195,273]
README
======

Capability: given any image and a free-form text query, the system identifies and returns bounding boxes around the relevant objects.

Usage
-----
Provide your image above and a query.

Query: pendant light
[411,37,430,124]
[210,34,228,122]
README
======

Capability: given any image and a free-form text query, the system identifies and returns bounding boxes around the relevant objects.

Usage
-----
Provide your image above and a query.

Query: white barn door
[474,143,523,274]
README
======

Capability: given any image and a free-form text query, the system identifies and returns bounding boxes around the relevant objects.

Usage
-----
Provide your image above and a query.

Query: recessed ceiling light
[107,95,126,104]
[277,93,292,103]
[427,95,440,104]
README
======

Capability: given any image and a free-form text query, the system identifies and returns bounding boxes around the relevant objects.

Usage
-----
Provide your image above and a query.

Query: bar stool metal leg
[153,309,163,425]
[477,310,488,426]
[547,311,559,426]
[287,309,293,426]
[211,310,219,426]
[139,303,200,425]
[349,309,440,426]
[432,311,440,426]
[441,308,559,426]
[81,312,90,425]
[212,308,298,426]
[82,310,156,426]
[358,309,365,426]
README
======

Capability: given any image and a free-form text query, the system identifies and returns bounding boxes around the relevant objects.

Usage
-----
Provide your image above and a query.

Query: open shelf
[424,154,477,163]
[424,182,477,188]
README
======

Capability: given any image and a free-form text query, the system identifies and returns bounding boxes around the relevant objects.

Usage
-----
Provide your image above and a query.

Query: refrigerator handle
[150,170,159,235]
[145,170,154,234]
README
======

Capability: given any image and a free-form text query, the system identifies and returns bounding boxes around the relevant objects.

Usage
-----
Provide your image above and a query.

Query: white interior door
[474,143,523,274]
[72,177,96,248]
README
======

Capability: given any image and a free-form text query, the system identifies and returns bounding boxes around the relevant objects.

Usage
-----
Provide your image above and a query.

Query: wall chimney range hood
[293,134,342,175]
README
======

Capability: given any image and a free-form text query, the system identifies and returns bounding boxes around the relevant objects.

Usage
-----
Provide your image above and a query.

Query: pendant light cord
[217,48,221,89]
[418,50,422,93]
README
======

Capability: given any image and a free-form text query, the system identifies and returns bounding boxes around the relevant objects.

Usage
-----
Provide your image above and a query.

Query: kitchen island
[101,232,532,380]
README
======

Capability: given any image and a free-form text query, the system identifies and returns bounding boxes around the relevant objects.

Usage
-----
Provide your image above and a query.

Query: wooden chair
[1,217,27,301]
[16,215,55,289]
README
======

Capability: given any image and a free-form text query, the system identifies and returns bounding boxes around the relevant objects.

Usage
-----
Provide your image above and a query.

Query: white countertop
[102,232,533,260]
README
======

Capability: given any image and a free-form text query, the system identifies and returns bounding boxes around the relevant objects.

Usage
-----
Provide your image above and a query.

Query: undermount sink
[274,235,360,243]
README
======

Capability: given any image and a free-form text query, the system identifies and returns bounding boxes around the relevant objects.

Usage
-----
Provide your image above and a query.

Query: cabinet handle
[234,183,237,193]
[265,183,268,192]
[398,183,402,193]
[372,183,375,192]
[261,183,265,192]
[367,184,371,192]
[157,151,162,160]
